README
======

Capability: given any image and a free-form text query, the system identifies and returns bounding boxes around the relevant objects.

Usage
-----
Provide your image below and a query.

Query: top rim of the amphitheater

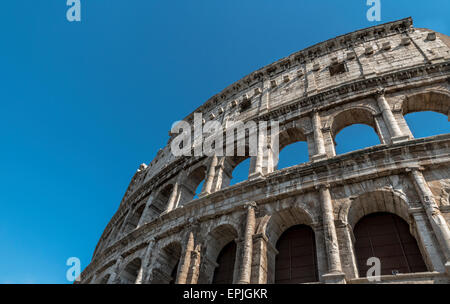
[175,17,444,122]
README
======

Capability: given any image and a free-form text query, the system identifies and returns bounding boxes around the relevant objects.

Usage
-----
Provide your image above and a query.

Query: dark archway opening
[212,241,237,284]
[275,225,318,284]
[354,212,427,277]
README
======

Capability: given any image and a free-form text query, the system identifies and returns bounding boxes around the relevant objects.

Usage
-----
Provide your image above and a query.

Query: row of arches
[108,91,449,246]
[95,185,443,284]
[102,212,428,284]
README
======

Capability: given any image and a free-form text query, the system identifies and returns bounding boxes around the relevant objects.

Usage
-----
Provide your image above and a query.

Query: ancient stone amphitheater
[80,18,450,284]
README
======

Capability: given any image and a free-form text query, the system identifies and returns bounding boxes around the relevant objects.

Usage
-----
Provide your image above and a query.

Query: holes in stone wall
[354,212,427,276]
[329,62,347,76]
[405,111,449,139]
[119,258,142,284]
[229,157,250,186]
[334,124,380,155]
[277,141,309,169]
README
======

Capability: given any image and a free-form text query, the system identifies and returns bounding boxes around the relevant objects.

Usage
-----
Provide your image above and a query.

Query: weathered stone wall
[80,18,450,284]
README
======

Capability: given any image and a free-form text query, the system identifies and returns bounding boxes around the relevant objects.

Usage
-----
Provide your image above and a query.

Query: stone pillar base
[311,153,327,162]
[391,135,410,144]
[322,272,346,284]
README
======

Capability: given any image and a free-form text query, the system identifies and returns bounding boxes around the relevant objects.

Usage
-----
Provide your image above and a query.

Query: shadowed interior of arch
[405,111,450,139]
[335,124,380,155]
[212,241,237,284]
[353,212,427,277]
[275,225,318,284]
[119,258,142,284]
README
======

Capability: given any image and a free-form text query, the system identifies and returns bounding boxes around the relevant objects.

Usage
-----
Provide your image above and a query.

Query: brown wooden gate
[275,225,318,284]
[212,241,236,284]
[354,212,427,277]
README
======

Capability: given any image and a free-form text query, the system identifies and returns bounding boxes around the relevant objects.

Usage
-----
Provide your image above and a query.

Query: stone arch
[401,91,450,139]
[353,212,429,277]
[344,190,412,229]
[199,223,239,284]
[179,164,207,204]
[122,203,146,235]
[341,189,435,277]
[150,241,182,284]
[119,257,142,284]
[274,121,310,169]
[402,91,450,117]
[221,155,252,187]
[330,106,382,145]
[148,184,174,218]
[261,202,324,284]
[263,205,316,248]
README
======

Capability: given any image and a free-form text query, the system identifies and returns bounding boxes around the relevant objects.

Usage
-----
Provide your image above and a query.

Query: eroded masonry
[80,18,450,284]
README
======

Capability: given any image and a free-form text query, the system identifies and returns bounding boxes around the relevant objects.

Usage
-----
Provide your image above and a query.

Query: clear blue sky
[0,1,449,284]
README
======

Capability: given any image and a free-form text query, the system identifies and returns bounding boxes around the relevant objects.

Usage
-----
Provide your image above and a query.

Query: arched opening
[402,92,450,139]
[275,225,318,284]
[193,180,204,200]
[122,204,146,234]
[199,224,239,284]
[331,108,382,155]
[180,166,206,203]
[119,258,142,284]
[212,241,237,284]
[335,124,381,155]
[404,111,449,138]
[276,125,309,170]
[229,157,251,186]
[150,242,182,284]
[149,184,174,218]
[354,212,427,277]
[277,142,309,169]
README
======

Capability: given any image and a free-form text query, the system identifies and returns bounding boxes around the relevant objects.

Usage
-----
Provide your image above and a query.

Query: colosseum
[79,17,450,284]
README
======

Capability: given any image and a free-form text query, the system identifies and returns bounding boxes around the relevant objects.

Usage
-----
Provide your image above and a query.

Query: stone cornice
[178,18,414,123]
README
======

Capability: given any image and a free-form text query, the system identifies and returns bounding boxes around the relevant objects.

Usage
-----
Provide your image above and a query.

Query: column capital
[315,183,330,191]
[244,201,258,210]
[375,87,386,98]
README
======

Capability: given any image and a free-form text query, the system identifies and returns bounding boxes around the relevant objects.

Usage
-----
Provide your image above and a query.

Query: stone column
[176,232,195,284]
[237,202,257,284]
[110,256,124,284]
[137,239,155,284]
[318,185,346,283]
[250,233,274,284]
[409,168,450,273]
[311,110,327,161]
[200,155,218,197]
[137,193,156,228]
[249,129,265,179]
[187,244,202,284]
[165,182,179,213]
[376,89,409,144]
[321,127,336,157]
[411,210,446,273]
[212,157,226,191]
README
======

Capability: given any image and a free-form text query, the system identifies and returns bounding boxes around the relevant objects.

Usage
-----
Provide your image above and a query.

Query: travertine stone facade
[80,18,450,284]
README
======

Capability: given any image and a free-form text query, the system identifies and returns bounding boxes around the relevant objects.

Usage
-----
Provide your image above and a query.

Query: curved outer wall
[80,18,450,284]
